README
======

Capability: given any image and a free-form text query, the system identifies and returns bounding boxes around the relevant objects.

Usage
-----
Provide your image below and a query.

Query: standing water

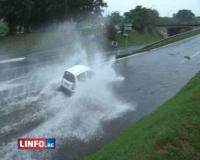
[0,24,136,159]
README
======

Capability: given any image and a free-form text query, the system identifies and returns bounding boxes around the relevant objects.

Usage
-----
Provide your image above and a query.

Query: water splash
[0,23,136,160]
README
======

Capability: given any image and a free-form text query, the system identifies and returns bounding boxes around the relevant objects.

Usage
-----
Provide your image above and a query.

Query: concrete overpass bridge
[155,23,200,38]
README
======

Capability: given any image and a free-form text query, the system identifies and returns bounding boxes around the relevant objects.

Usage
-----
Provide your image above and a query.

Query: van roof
[66,65,91,76]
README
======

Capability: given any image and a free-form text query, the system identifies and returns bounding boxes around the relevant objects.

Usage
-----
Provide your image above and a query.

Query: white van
[61,65,94,93]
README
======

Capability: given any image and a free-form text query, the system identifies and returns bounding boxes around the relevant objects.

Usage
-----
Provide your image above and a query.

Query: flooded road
[0,35,200,160]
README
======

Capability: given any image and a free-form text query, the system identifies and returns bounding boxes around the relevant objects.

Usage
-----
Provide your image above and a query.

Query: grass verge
[0,31,72,58]
[117,29,200,59]
[82,72,200,160]
[116,28,162,47]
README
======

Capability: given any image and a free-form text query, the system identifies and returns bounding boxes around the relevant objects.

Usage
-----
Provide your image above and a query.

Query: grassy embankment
[0,27,162,58]
[117,29,200,58]
[116,28,162,47]
[1,28,200,60]
[0,31,72,58]
[82,72,200,160]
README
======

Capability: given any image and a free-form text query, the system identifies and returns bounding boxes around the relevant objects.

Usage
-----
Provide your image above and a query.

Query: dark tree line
[124,7,197,32]
[159,10,197,25]
[124,6,159,32]
[106,12,123,40]
[0,0,106,34]
[106,6,160,41]
[106,6,198,41]
[173,9,196,23]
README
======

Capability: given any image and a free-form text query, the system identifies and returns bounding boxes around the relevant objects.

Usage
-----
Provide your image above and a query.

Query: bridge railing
[154,23,200,27]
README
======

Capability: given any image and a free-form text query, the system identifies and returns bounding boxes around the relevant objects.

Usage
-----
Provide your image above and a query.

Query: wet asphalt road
[116,35,200,121]
[52,35,200,159]
[0,35,200,159]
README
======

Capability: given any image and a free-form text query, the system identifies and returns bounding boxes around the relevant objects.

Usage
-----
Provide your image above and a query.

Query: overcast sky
[104,0,200,17]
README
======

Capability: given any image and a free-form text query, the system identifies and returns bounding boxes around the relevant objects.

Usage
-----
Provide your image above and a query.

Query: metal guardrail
[141,28,200,50]
[116,28,200,58]
[155,23,200,27]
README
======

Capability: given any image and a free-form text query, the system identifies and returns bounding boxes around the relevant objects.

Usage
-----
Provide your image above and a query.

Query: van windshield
[64,72,75,82]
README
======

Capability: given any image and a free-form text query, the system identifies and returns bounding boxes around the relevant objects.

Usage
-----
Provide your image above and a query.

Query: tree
[124,6,159,32]
[106,12,123,41]
[0,0,29,33]
[0,0,107,34]
[0,20,9,35]
[108,12,123,26]
[106,23,117,41]
[173,10,196,23]
[197,16,200,22]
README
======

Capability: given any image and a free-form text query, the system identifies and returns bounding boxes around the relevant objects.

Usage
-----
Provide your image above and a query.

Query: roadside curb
[116,29,200,60]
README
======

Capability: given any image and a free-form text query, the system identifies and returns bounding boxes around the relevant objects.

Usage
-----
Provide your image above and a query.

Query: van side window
[77,73,86,82]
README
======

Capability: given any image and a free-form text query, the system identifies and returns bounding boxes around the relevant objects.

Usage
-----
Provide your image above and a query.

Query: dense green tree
[106,23,117,41]
[0,0,30,33]
[0,20,8,35]
[106,12,123,41]
[197,16,200,22]
[173,9,196,23]
[0,0,107,34]
[108,12,123,26]
[124,6,159,32]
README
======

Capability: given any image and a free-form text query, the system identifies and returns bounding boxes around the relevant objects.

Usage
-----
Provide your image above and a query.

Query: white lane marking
[0,57,26,64]
[0,76,27,91]
[0,82,22,92]
[181,51,200,63]
[116,51,148,61]
[5,75,29,84]
[190,51,200,58]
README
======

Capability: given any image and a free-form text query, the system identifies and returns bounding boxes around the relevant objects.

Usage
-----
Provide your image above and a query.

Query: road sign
[111,41,118,47]
[123,30,129,37]
[123,32,128,37]
[124,23,132,31]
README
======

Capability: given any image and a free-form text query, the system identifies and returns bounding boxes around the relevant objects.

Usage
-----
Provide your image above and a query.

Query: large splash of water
[0,24,136,160]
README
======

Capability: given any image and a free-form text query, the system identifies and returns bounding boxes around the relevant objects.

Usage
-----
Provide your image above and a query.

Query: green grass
[0,31,71,58]
[116,28,162,47]
[82,72,200,160]
[141,29,200,51]
[0,32,47,57]
[0,27,161,59]
[117,29,200,58]
[0,28,104,59]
